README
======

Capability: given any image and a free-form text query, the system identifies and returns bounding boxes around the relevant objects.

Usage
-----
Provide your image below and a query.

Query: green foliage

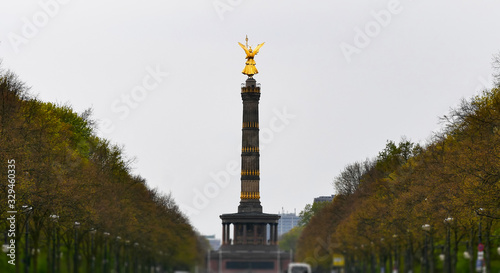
[46,103,94,157]
[279,226,304,251]
[296,85,500,273]
[0,65,207,272]
[298,201,330,227]
[376,138,421,175]
[333,159,373,196]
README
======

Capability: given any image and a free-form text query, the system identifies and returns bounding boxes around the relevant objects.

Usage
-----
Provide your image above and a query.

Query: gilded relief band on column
[242,147,259,152]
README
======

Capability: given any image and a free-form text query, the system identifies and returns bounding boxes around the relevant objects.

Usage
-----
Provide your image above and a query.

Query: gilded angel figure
[238,37,265,77]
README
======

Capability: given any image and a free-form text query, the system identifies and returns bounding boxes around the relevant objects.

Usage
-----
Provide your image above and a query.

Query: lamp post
[371,241,376,273]
[393,234,398,273]
[103,232,110,273]
[73,222,81,273]
[22,205,33,273]
[90,228,97,273]
[380,237,386,273]
[2,231,9,254]
[50,215,59,273]
[157,250,163,273]
[133,242,139,273]
[463,242,471,260]
[405,229,414,273]
[464,240,472,273]
[124,240,130,273]
[421,224,431,273]
[115,236,122,273]
[476,208,487,273]
[443,217,453,273]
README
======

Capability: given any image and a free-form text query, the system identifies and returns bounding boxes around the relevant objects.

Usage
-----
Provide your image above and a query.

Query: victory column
[208,37,291,273]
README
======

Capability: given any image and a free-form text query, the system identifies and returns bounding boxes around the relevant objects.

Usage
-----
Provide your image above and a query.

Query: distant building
[277,209,301,237]
[204,235,221,250]
[313,195,335,204]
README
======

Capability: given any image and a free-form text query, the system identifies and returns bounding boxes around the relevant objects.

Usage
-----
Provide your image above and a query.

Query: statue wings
[253,42,265,55]
[238,42,250,56]
[238,42,265,56]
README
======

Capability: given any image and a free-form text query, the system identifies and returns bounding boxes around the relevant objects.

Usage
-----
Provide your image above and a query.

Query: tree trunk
[67,243,72,273]
[452,230,458,273]
[484,220,492,273]
[429,234,434,273]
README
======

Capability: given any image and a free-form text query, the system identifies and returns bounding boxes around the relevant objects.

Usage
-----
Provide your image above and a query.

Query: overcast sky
[1,0,500,239]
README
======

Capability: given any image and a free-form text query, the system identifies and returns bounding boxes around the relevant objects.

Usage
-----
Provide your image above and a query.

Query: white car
[287,263,312,273]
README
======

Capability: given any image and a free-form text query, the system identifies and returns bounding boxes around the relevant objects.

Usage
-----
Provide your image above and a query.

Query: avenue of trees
[295,73,500,271]
[0,63,208,272]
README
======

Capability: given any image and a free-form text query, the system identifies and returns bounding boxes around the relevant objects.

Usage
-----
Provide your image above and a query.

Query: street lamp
[49,214,59,273]
[73,222,81,273]
[475,208,487,273]
[22,205,33,273]
[421,224,431,273]
[2,231,9,253]
[116,236,122,273]
[125,240,130,273]
[443,217,454,273]
[379,237,386,273]
[133,242,139,273]
[439,252,445,262]
[103,232,110,273]
[90,228,97,272]
[157,251,164,273]
[393,234,399,273]
[370,241,376,273]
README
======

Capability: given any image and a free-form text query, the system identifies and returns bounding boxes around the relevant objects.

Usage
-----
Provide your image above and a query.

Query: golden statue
[238,36,264,77]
